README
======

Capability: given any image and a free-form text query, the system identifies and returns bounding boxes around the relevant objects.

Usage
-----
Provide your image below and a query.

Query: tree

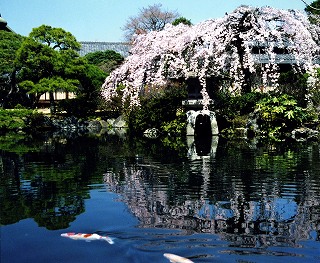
[15,25,83,112]
[73,63,107,115]
[172,17,192,26]
[304,0,320,24]
[0,31,24,107]
[84,50,124,74]
[28,24,81,51]
[102,6,320,111]
[304,0,320,15]
[122,3,179,41]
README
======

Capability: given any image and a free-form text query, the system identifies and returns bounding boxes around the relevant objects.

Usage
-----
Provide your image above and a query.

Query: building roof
[0,14,14,33]
[78,40,319,65]
[79,41,131,57]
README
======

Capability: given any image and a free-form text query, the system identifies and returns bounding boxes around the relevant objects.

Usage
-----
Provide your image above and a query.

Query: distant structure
[79,41,131,57]
[0,14,14,32]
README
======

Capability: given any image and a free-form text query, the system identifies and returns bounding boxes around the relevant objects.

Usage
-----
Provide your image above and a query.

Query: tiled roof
[0,15,14,33]
[78,41,320,65]
[79,42,131,57]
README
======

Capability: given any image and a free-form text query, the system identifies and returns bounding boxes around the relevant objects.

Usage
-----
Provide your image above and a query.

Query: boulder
[113,115,127,128]
[87,120,102,133]
[291,127,319,141]
[144,128,159,139]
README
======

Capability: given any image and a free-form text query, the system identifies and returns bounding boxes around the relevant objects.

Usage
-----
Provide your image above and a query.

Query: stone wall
[186,110,219,136]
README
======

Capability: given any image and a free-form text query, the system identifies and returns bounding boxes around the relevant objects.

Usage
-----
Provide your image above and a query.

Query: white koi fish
[163,253,194,263]
[61,232,114,244]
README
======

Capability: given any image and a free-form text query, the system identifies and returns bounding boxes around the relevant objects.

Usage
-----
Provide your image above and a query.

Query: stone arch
[195,114,212,137]
[186,110,219,136]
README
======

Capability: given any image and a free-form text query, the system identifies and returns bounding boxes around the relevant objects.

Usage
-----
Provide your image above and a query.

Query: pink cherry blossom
[101,6,320,110]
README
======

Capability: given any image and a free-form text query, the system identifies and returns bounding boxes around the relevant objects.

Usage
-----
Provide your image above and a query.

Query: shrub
[254,94,315,139]
[0,108,36,131]
[128,82,188,135]
[161,108,187,136]
[58,97,96,117]
[309,67,320,108]
[212,91,265,131]
[277,70,309,107]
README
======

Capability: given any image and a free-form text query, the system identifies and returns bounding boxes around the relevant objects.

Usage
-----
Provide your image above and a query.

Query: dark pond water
[1,132,320,263]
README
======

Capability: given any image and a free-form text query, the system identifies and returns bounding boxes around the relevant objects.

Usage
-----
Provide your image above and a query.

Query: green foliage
[58,96,96,117]
[77,63,107,99]
[128,82,188,135]
[15,25,83,108]
[0,108,37,130]
[160,108,187,152]
[309,67,320,107]
[25,112,51,130]
[255,94,314,140]
[84,50,124,74]
[213,91,264,120]
[277,70,309,106]
[0,31,24,76]
[0,108,49,132]
[20,77,79,95]
[172,17,192,26]
[0,132,40,153]
[305,0,320,24]
[161,108,186,135]
[56,63,107,116]
[29,25,81,51]
[13,25,109,114]
[0,31,24,107]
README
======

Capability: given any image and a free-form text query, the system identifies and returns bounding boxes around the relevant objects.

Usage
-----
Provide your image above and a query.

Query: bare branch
[122,3,179,41]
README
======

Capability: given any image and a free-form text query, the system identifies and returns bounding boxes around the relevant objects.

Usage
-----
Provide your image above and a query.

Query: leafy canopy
[84,50,124,74]
[304,0,320,15]
[0,31,24,77]
[304,0,320,24]
[0,31,24,107]
[15,25,84,108]
[29,25,80,51]
[172,17,192,26]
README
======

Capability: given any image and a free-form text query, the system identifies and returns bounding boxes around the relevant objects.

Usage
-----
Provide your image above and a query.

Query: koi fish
[163,253,194,263]
[61,232,114,244]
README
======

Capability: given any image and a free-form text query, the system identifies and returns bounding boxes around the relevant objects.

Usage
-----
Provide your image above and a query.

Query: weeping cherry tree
[102,6,320,111]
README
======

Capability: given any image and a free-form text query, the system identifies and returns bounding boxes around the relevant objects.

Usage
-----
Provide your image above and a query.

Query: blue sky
[1,0,309,42]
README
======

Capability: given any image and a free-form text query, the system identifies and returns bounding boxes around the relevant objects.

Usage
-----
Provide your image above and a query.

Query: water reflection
[187,136,218,159]
[1,132,320,255]
[104,137,320,249]
[0,134,108,229]
[1,154,87,229]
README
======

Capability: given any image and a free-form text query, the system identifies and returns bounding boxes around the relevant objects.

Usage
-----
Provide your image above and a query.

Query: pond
[1,132,320,263]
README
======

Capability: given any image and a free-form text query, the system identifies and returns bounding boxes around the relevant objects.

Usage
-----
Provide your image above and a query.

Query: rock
[30,115,129,138]
[107,118,116,127]
[87,120,102,133]
[114,128,128,139]
[144,128,159,139]
[99,120,109,129]
[291,127,319,142]
[113,115,127,128]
